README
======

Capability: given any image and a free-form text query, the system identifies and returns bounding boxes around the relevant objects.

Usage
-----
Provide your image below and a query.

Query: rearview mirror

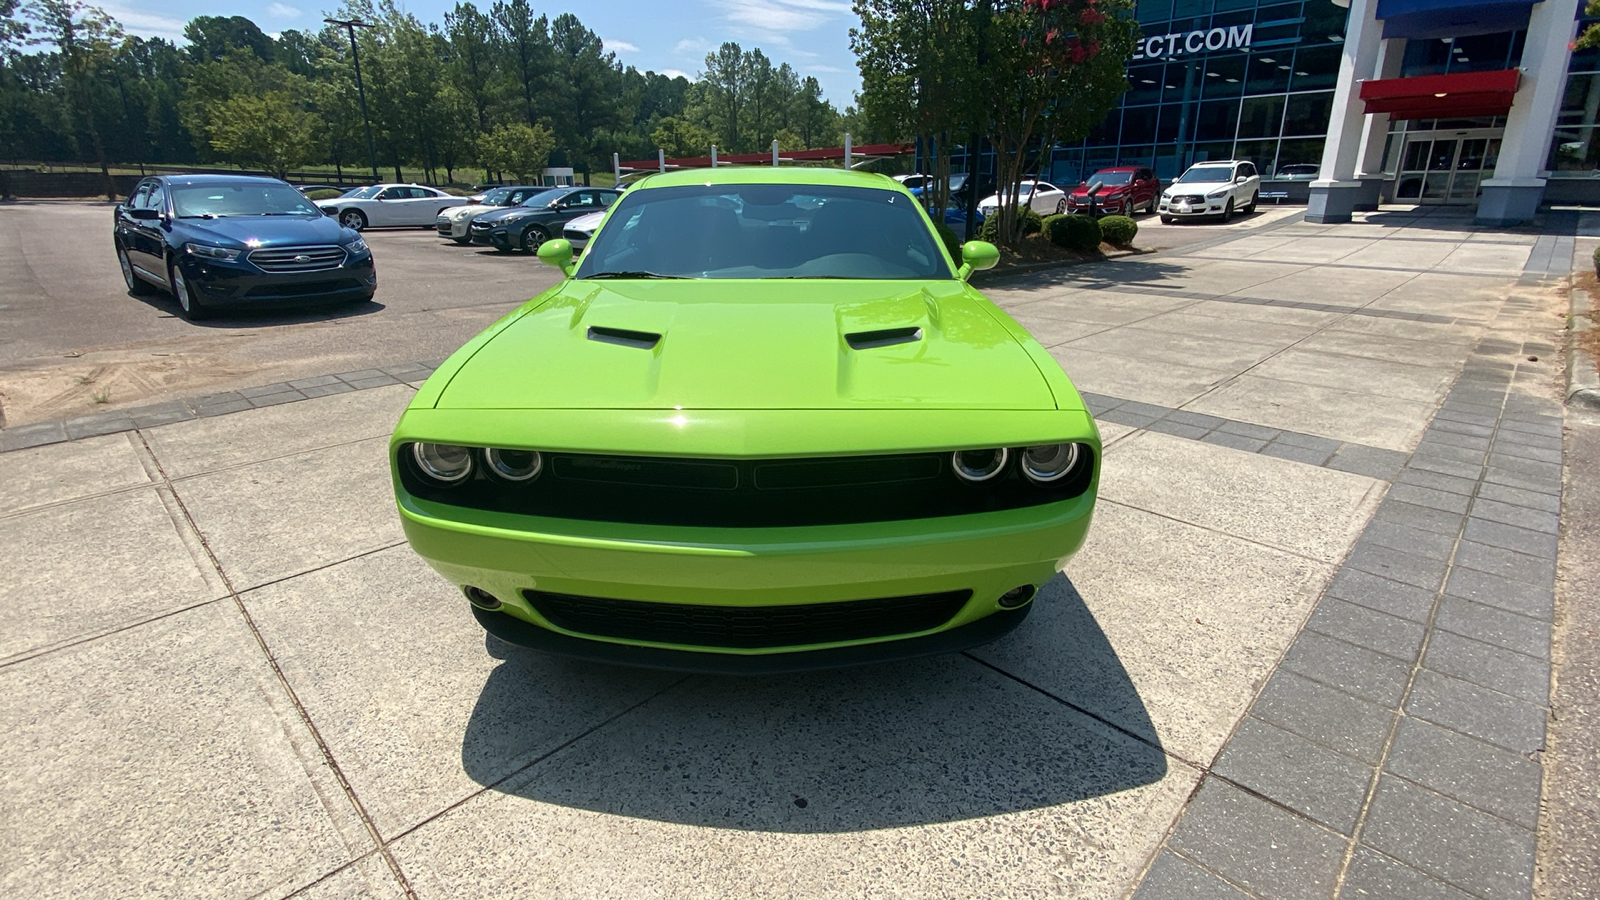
[957,240,999,281]
[537,238,576,276]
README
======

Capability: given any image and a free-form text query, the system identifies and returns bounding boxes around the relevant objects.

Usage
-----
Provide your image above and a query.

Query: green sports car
[391,168,1100,673]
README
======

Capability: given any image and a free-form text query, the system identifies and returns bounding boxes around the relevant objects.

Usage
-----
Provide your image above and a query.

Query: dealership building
[1048,0,1598,224]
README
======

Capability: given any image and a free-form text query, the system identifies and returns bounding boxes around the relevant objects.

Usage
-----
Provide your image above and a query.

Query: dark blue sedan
[113,174,376,320]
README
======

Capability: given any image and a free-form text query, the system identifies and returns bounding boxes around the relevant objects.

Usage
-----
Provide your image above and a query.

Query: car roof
[632,167,899,192]
[155,174,286,186]
[1092,166,1141,173]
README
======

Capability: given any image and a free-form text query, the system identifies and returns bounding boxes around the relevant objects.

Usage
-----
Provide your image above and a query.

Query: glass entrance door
[1394,131,1501,204]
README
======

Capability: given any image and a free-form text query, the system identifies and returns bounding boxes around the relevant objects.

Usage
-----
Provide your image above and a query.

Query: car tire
[168,257,212,321]
[1221,199,1234,223]
[1055,198,1066,214]
[117,243,158,295]
[1160,214,1173,224]
[521,226,548,254]
[452,237,470,245]
[1243,192,1259,214]
[339,209,367,231]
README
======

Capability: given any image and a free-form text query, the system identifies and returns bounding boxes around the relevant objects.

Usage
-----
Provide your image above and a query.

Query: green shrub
[977,206,1042,244]
[1098,215,1138,248]
[1593,243,1599,276]
[1043,214,1102,253]
[303,188,342,201]
[933,221,962,262]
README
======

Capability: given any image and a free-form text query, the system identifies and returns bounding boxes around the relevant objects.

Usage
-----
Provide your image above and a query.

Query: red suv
[1065,166,1162,216]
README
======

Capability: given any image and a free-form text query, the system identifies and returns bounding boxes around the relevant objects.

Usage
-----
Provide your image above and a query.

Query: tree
[476,121,553,180]
[207,92,317,176]
[490,0,548,126]
[25,0,122,197]
[184,14,274,63]
[650,115,714,157]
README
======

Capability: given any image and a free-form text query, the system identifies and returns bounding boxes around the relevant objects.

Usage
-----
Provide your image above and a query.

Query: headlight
[485,448,542,482]
[1020,444,1082,484]
[183,243,240,261]
[952,448,1009,483]
[1206,189,1229,199]
[344,235,368,254]
[1161,191,1172,200]
[411,443,473,484]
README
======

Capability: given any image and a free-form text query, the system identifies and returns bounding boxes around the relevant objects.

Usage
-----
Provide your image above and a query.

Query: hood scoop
[845,326,922,350]
[587,325,662,350]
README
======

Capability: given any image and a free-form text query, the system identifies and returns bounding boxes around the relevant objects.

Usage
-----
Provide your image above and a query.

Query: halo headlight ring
[1020,443,1082,484]
[411,442,474,485]
[485,447,543,482]
[951,448,1010,483]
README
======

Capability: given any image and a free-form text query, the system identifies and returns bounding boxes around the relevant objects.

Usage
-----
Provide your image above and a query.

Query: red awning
[1358,69,1521,120]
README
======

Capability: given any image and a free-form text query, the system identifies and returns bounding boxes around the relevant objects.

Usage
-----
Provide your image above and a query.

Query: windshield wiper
[178,214,224,219]
[584,271,689,279]
[765,275,859,279]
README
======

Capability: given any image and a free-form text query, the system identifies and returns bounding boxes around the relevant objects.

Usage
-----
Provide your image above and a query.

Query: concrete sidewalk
[0,206,1575,899]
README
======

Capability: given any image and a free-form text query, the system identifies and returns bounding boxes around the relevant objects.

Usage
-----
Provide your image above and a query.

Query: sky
[98,0,865,104]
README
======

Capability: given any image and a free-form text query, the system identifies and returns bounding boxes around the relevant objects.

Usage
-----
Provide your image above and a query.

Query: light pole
[325,17,380,184]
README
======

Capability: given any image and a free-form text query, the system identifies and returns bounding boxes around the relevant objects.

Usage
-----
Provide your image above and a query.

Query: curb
[1569,288,1600,410]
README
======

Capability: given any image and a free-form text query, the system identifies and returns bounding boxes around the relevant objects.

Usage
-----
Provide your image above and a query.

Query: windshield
[171,182,322,218]
[576,183,953,280]
[1088,171,1134,187]
[481,187,515,205]
[518,190,560,208]
[1177,166,1234,184]
[340,185,383,199]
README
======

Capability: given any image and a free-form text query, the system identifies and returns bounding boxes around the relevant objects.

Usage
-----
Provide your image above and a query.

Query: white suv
[1159,160,1260,223]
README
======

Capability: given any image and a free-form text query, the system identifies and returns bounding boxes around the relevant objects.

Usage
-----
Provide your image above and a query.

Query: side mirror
[957,240,999,281]
[129,207,160,220]
[1236,175,1248,183]
[537,238,576,276]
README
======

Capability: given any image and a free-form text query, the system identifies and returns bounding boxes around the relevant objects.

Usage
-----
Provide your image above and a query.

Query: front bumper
[398,490,1094,665]
[1159,197,1227,217]
[1066,198,1128,216]
[437,216,471,239]
[470,225,516,249]
[179,253,376,307]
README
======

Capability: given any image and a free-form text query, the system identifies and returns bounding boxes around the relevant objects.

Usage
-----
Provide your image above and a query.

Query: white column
[1478,0,1581,224]
[1306,0,1385,222]
[1357,38,1406,176]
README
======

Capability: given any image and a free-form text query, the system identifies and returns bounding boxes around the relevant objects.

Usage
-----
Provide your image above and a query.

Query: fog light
[464,586,502,610]
[952,448,1009,483]
[998,585,1036,608]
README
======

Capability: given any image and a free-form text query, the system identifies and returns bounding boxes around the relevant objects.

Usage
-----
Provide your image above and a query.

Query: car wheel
[521,226,548,254]
[1243,192,1259,214]
[452,237,470,245]
[339,209,367,231]
[1160,214,1173,224]
[1221,199,1234,223]
[168,258,212,321]
[1056,198,1067,214]
[117,244,157,295]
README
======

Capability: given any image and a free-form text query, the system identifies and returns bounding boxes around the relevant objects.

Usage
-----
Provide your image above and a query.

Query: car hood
[1168,181,1232,193]
[179,215,352,248]
[435,280,1059,411]
[564,211,605,232]
[1070,185,1131,198]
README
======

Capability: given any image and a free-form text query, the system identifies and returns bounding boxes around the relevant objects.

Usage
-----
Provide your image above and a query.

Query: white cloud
[603,38,639,53]
[710,0,850,33]
[807,64,847,73]
[673,37,713,56]
[98,5,187,42]
[265,2,302,18]
[660,68,694,80]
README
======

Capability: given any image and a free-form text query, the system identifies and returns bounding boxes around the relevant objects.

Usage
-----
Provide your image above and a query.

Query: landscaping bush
[977,206,1043,243]
[1099,215,1138,248]
[303,188,342,201]
[933,221,962,262]
[1043,214,1102,253]
[1593,243,1599,276]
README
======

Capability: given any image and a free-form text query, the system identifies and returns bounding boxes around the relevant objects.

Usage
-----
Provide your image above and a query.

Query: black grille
[399,448,1094,527]
[523,588,974,648]
[436,222,453,235]
[245,278,362,298]
[1171,194,1206,204]
[248,245,346,273]
[563,228,589,241]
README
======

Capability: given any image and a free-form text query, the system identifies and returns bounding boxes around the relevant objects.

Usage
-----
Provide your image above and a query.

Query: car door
[370,186,407,225]
[396,187,439,226]
[1135,169,1157,210]
[1030,182,1060,214]
[117,180,154,272]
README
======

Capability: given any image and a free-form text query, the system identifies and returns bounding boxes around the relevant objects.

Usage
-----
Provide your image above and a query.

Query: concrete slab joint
[1569,289,1600,409]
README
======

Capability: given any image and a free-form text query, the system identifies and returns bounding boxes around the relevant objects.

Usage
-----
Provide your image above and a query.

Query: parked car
[437,185,552,244]
[316,183,469,230]
[113,174,375,321]
[1159,160,1261,223]
[468,186,621,253]
[1275,164,1319,180]
[560,209,605,251]
[389,168,1100,672]
[1066,167,1162,216]
[977,180,1068,217]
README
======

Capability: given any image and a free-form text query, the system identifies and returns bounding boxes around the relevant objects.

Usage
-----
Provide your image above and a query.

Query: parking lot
[0,200,1588,899]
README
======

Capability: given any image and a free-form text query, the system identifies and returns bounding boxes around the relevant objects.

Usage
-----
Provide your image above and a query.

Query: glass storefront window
[1195,98,1241,141]
[1246,52,1293,95]
[1277,137,1325,167]
[1549,127,1600,171]
[1123,106,1159,143]
[1291,45,1342,92]
[1202,53,1249,99]
[1283,92,1334,136]
[1234,139,1280,173]
[1238,96,1286,138]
